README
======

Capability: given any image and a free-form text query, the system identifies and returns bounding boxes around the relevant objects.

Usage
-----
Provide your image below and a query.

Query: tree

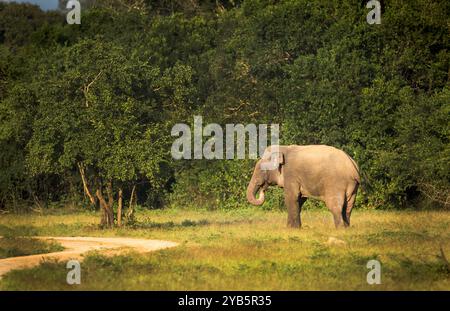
[26,39,192,225]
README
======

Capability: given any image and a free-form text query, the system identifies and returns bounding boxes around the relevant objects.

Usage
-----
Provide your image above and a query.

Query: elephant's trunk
[246,180,265,206]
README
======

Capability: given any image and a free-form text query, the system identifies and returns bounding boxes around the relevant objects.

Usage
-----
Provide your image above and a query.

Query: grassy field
[0,237,64,259]
[0,207,449,290]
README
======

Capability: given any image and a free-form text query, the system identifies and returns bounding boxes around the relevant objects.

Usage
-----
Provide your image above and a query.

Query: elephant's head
[246,147,285,206]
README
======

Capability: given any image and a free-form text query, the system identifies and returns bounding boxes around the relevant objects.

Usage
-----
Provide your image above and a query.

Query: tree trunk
[126,184,136,222]
[107,180,114,209]
[117,188,123,226]
[77,162,96,208]
[96,187,114,227]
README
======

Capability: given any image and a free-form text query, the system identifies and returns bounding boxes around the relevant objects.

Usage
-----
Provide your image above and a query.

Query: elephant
[246,145,360,228]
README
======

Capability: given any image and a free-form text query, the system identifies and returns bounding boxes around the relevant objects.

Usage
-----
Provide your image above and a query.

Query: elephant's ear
[261,151,284,171]
[274,151,284,165]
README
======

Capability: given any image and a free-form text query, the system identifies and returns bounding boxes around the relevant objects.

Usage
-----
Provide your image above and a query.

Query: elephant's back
[287,145,360,181]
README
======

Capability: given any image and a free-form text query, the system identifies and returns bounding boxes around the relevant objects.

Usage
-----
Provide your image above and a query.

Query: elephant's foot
[334,221,348,229]
[287,219,301,229]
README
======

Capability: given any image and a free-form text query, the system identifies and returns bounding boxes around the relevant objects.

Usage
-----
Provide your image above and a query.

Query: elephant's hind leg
[325,195,346,228]
[297,195,307,227]
[343,184,359,227]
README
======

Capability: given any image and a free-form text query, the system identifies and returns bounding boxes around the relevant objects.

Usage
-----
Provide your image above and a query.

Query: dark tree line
[0,0,448,223]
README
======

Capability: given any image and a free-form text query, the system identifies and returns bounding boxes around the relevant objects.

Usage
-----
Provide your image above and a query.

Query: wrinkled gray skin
[247,145,360,228]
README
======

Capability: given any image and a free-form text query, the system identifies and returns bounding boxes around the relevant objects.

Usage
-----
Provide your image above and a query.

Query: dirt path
[0,237,178,278]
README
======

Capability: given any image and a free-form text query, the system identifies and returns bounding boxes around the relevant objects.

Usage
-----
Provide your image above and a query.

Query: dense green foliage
[0,0,448,214]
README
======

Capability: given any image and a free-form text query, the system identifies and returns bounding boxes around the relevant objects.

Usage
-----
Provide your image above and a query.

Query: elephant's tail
[343,151,361,184]
[351,159,361,184]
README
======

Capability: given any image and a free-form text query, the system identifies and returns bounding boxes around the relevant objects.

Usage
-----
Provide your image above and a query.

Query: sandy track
[0,237,178,278]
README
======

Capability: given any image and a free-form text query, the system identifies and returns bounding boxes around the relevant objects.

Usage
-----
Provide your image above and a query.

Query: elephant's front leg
[284,188,301,228]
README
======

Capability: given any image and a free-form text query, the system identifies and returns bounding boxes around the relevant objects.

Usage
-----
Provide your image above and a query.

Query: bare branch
[77,162,96,207]
[83,70,103,107]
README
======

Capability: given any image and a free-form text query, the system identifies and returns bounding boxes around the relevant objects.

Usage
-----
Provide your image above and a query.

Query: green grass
[0,207,448,290]
[0,237,64,259]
